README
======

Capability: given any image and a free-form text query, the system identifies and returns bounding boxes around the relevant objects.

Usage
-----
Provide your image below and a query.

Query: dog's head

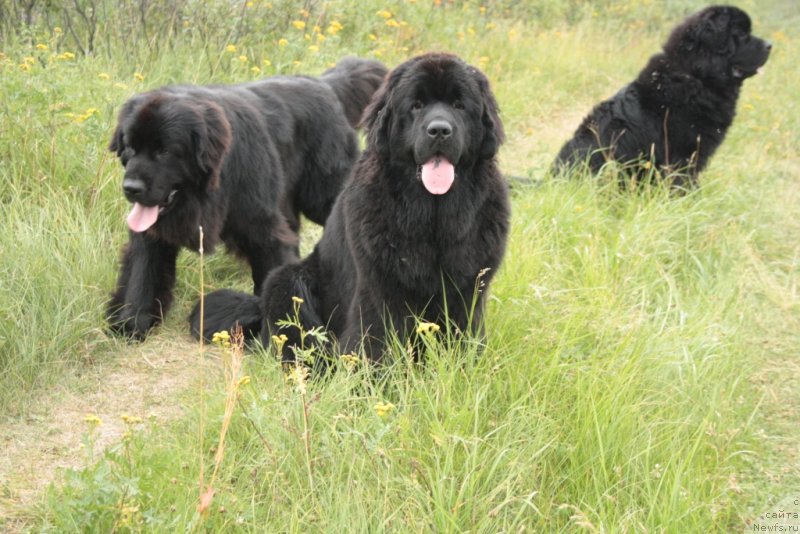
[109,92,232,233]
[362,53,503,195]
[664,5,771,84]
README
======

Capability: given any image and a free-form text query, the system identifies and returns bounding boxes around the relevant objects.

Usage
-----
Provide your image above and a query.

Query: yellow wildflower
[308,45,319,53]
[373,401,395,418]
[237,375,251,387]
[376,10,392,19]
[53,26,63,35]
[84,414,102,427]
[121,414,144,425]
[339,353,360,371]
[316,33,326,43]
[98,72,110,80]
[385,19,400,28]
[23,56,35,64]
[291,296,304,304]
[251,66,261,75]
[298,8,310,17]
[36,43,48,51]
[278,38,289,47]
[57,51,75,60]
[312,25,321,34]
[327,20,343,35]
[292,20,306,30]
[416,322,441,336]
[134,72,145,81]
[19,63,31,71]
[211,330,231,347]
[368,34,378,41]
[238,54,248,63]
[226,44,237,53]
[271,333,288,353]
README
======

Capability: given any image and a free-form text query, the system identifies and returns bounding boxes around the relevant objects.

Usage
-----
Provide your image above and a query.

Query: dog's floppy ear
[191,101,232,191]
[361,78,393,160]
[108,97,142,156]
[362,59,417,160]
[473,68,505,160]
[108,125,124,155]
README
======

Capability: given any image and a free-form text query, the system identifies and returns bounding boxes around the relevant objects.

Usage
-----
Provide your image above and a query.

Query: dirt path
[0,334,212,528]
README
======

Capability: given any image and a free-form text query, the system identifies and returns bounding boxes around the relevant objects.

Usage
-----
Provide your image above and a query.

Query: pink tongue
[420,157,455,195]
[127,203,159,232]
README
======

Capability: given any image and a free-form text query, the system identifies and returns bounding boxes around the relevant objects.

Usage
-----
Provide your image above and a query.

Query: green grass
[1,0,798,531]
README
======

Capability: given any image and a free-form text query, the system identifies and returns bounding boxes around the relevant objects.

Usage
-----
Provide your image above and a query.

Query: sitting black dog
[191,53,510,364]
[555,5,771,188]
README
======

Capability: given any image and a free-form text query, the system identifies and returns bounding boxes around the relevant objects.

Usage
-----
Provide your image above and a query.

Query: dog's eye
[453,100,465,110]
[411,101,423,112]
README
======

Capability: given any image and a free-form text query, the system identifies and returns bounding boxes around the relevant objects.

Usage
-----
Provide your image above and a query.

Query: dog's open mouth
[127,189,178,232]
[416,155,455,195]
[732,65,762,79]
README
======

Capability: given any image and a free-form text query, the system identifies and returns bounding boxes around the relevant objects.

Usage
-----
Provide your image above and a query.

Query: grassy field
[1,0,798,531]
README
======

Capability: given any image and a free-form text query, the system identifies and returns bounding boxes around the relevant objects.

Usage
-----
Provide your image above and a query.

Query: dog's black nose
[765,41,773,52]
[426,120,452,140]
[123,178,146,199]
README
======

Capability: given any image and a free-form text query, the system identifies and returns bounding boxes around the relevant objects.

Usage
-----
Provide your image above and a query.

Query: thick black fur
[107,57,388,339]
[554,5,771,188]
[191,53,510,364]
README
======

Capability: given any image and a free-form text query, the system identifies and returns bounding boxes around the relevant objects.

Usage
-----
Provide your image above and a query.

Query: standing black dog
[191,53,510,363]
[107,58,387,339]
[554,5,771,188]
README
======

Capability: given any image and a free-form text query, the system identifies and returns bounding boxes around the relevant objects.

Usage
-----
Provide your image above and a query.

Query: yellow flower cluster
[373,401,395,418]
[339,353,360,371]
[415,322,441,336]
[212,330,231,348]
[327,20,343,36]
[120,413,144,425]
[65,107,99,124]
[84,414,102,427]
[271,333,288,353]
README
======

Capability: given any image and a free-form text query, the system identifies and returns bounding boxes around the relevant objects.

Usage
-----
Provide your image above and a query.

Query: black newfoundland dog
[191,53,510,364]
[107,57,388,339]
[554,5,771,188]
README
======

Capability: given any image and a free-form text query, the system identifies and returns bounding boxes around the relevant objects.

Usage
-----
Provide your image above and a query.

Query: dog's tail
[320,56,388,129]
[189,289,263,342]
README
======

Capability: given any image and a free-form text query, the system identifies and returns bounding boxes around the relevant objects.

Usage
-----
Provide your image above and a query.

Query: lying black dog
[107,58,387,339]
[555,5,771,188]
[191,53,510,364]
